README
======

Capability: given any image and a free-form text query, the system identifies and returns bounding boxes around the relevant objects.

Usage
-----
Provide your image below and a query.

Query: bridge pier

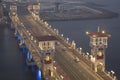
[25,49,36,66]
[22,47,37,72]
[37,69,42,80]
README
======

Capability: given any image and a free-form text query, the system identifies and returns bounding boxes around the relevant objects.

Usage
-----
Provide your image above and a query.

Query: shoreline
[41,14,119,21]
[40,3,119,21]
[40,10,119,21]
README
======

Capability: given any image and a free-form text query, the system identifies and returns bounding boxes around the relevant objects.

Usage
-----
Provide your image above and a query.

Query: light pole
[86,52,89,59]
[61,34,63,38]
[111,70,115,78]
[55,29,59,35]
[66,37,69,44]
[79,47,82,54]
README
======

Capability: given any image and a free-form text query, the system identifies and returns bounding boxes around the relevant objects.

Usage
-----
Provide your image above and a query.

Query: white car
[62,47,66,51]
[74,57,80,62]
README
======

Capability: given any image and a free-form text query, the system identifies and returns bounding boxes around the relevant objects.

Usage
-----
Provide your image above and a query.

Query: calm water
[0,23,36,80]
[48,0,120,79]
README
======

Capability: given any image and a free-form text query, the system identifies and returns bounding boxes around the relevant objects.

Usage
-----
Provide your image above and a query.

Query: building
[37,35,57,79]
[86,30,111,72]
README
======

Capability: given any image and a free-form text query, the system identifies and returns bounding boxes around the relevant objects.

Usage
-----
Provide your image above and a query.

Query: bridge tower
[86,29,111,72]
[32,3,40,20]
[10,3,17,16]
[38,35,57,79]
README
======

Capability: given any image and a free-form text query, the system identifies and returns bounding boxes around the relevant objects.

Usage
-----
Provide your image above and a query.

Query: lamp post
[111,70,115,78]
[86,52,89,59]
[79,47,82,54]
[61,34,63,37]
[66,37,69,43]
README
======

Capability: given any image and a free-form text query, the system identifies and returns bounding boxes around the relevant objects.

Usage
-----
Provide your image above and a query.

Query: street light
[79,47,82,54]
[108,71,110,74]
[38,3,40,6]
[67,37,69,41]
[54,28,56,31]
[111,70,115,74]
[111,70,115,78]
[61,34,63,37]
[44,21,48,26]
[49,25,51,28]
[86,52,89,59]
[56,29,59,35]
[86,31,89,34]
[60,75,64,79]
[66,37,69,43]
[54,66,56,70]
[102,30,105,33]
[86,52,89,55]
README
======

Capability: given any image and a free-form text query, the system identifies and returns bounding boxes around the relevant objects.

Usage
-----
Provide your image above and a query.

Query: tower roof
[28,29,57,41]
[86,32,111,38]
[36,35,57,41]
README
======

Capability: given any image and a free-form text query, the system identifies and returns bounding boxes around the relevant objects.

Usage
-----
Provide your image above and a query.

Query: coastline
[40,3,119,21]
[40,10,118,21]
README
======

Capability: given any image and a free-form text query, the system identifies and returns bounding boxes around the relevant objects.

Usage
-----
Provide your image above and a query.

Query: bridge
[2,0,118,80]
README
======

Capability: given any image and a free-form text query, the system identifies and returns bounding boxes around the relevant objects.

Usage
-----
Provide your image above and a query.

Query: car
[56,42,60,46]
[74,57,80,63]
[62,47,66,51]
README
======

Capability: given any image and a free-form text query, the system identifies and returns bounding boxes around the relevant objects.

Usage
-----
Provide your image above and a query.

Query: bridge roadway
[10,5,114,80]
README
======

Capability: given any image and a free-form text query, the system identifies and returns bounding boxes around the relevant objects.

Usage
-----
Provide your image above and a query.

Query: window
[48,42,50,48]
[48,42,50,46]
[44,42,45,46]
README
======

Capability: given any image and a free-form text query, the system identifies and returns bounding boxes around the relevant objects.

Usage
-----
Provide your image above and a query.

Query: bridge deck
[9,4,115,80]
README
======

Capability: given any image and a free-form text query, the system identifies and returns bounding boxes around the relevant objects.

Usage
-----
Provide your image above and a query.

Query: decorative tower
[10,3,17,16]
[32,3,40,20]
[86,29,111,72]
[38,35,57,79]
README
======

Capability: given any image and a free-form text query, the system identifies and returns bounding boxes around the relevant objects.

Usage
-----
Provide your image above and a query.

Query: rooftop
[36,35,57,41]
[86,32,111,38]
